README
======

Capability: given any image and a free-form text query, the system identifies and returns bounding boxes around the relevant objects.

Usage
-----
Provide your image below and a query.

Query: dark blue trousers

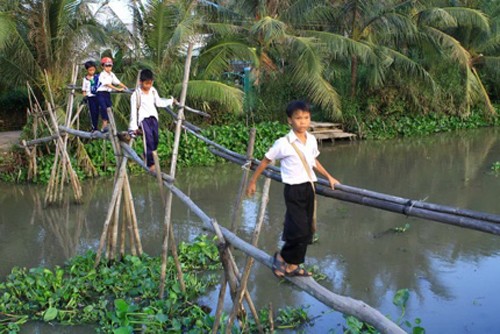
[96,92,111,121]
[141,117,159,167]
[87,96,100,130]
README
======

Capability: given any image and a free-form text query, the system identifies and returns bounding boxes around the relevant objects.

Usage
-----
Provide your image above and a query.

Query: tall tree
[415,3,499,114]
[0,0,106,102]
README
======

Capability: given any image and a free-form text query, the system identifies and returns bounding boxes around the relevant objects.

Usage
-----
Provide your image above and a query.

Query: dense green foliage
[2,109,499,184]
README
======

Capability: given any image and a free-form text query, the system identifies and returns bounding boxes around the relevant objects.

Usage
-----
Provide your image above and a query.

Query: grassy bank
[1,107,499,184]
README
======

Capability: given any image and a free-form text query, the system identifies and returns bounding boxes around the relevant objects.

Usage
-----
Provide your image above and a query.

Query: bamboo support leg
[95,156,128,266]
[227,164,272,331]
[120,201,128,258]
[212,275,228,333]
[110,185,124,260]
[123,173,142,255]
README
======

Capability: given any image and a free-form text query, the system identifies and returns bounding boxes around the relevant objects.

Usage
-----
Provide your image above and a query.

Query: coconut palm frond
[198,40,258,79]
[204,22,246,36]
[250,16,287,45]
[368,13,419,45]
[383,47,436,90]
[175,80,243,113]
[305,75,342,119]
[470,67,495,113]
[145,1,177,65]
[0,28,41,87]
[304,30,377,64]
[416,7,458,30]
[288,36,341,119]
[443,7,490,33]
[280,0,326,26]
[478,34,500,54]
[0,12,13,49]
[424,26,470,66]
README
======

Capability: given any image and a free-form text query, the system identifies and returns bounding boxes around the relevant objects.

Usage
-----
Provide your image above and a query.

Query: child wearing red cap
[95,57,128,133]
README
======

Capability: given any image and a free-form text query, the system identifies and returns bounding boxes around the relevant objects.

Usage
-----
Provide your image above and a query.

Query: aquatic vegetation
[0,235,313,333]
[343,289,425,334]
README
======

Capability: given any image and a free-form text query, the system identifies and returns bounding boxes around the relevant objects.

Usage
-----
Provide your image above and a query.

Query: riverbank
[1,108,499,184]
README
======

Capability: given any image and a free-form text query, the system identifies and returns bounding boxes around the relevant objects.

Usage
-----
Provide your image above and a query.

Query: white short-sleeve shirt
[129,87,174,131]
[81,76,96,97]
[265,130,319,185]
[96,71,121,92]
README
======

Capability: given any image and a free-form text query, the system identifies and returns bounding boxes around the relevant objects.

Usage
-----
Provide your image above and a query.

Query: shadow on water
[1,127,500,333]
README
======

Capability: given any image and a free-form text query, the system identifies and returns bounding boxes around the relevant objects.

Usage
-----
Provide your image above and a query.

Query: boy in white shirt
[129,69,174,172]
[81,61,100,133]
[96,56,128,133]
[247,100,339,278]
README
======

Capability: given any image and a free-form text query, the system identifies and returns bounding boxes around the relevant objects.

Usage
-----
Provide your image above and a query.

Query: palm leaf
[423,26,471,66]
[304,30,377,64]
[174,80,244,114]
[443,7,490,33]
[197,40,258,79]
[288,35,341,119]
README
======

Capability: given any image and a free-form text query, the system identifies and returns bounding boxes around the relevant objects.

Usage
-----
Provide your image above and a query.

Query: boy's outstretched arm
[246,157,272,196]
[314,159,340,189]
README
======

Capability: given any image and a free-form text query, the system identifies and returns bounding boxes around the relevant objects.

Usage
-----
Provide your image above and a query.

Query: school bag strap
[287,134,318,233]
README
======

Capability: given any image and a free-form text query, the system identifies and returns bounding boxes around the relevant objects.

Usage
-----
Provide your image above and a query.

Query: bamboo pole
[153,151,186,294]
[226,161,272,331]
[94,154,129,266]
[230,128,256,231]
[213,128,258,331]
[159,41,194,299]
[211,275,228,333]
[162,180,405,334]
[210,147,500,236]
[41,125,500,234]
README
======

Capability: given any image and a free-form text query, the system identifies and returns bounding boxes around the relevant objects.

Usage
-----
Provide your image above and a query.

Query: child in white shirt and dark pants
[247,100,340,278]
[129,69,173,172]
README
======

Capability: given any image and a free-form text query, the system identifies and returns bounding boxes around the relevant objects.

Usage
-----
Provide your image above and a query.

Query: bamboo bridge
[18,62,500,334]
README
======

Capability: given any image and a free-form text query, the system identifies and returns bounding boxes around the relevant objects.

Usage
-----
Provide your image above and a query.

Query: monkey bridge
[19,62,500,334]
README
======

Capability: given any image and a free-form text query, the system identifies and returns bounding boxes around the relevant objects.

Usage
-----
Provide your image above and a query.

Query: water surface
[1,127,499,333]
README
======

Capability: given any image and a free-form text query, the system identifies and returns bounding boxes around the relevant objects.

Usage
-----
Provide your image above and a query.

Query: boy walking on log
[128,69,174,172]
[95,56,128,133]
[247,100,339,278]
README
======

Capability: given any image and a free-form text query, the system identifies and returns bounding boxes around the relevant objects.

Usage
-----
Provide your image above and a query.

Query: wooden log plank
[163,180,405,334]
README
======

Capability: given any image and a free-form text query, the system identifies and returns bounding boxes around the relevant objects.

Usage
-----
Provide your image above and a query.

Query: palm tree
[0,0,106,103]
[414,3,499,114]
[109,0,246,116]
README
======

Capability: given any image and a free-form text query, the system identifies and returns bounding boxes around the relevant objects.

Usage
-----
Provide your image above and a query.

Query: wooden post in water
[158,41,194,299]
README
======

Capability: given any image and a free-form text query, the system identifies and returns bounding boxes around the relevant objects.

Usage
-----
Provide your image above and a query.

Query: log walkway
[17,77,500,333]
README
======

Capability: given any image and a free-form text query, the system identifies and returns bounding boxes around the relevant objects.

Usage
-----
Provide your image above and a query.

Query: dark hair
[286,100,310,117]
[84,61,97,70]
[140,69,154,82]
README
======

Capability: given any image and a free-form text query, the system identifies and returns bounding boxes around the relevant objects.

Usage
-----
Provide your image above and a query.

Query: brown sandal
[285,266,312,277]
[272,252,286,278]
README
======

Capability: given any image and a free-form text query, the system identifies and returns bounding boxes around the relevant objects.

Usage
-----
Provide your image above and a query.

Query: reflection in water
[1,128,500,333]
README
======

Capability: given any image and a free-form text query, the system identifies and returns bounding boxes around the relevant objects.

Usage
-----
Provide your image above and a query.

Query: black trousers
[280,182,315,265]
